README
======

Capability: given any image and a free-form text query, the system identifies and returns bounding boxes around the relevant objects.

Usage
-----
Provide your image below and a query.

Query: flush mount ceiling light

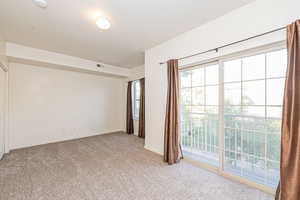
[96,17,111,30]
[32,0,48,8]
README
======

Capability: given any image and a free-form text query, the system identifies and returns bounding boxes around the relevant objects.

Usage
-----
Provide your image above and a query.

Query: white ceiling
[0,0,254,68]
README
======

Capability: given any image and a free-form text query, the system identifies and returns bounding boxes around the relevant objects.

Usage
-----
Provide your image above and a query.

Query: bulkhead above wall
[5,43,131,78]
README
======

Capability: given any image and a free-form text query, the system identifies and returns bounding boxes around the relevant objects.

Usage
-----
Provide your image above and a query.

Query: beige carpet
[0,132,273,200]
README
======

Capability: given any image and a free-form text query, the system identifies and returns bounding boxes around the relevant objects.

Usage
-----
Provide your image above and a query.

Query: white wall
[0,67,5,157]
[0,36,8,157]
[129,65,145,81]
[145,0,300,155]
[4,43,130,150]
[9,63,126,149]
[128,65,145,135]
[0,40,8,71]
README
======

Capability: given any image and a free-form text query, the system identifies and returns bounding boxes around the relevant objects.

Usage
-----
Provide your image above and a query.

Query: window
[133,80,140,120]
[180,47,287,189]
[180,64,219,167]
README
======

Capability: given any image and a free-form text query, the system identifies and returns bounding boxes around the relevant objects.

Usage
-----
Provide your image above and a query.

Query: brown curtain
[138,78,145,138]
[275,20,300,200]
[164,59,183,165]
[126,81,134,134]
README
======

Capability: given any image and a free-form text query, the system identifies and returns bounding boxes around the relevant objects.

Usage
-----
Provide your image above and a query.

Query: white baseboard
[9,130,125,151]
[144,145,163,156]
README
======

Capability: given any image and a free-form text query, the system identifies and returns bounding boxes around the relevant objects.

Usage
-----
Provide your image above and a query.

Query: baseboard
[142,147,275,195]
[144,145,163,156]
[183,155,275,196]
[9,130,125,151]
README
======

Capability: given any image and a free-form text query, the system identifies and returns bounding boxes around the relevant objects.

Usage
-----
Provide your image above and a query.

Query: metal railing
[180,115,280,188]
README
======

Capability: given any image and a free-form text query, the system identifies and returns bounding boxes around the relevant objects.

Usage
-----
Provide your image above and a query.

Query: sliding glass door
[180,63,219,166]
[179,47,287,189]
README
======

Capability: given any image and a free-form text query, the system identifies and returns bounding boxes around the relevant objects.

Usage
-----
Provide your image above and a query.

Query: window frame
[179,41,287,194]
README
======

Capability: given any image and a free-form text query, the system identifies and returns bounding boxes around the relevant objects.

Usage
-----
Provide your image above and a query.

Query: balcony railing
[180,114,280,188]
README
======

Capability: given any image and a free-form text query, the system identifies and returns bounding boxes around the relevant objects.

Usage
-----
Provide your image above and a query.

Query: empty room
[0,0,299,199]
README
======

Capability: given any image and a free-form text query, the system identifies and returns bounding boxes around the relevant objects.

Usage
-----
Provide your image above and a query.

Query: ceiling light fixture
[96,17,111,30]
[33,0,48,8]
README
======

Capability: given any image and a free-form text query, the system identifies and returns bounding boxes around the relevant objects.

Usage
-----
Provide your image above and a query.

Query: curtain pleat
[275,19,300,200]
[138,78,145,138]
[126,81,134,134]
[164,59,183,165]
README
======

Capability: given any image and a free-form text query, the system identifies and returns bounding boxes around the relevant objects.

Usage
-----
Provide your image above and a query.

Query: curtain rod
[159,26,287,65]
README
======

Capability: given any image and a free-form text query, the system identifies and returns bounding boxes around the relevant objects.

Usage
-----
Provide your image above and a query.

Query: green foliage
[181,104,281,172]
